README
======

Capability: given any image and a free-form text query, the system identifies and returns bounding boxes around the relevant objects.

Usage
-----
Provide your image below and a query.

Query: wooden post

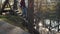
[13,0,18,10]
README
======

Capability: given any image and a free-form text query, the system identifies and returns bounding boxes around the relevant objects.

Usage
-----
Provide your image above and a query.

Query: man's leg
[22,7,27,17]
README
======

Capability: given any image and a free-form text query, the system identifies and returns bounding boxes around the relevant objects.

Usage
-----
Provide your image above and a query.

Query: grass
[0,15,28,32]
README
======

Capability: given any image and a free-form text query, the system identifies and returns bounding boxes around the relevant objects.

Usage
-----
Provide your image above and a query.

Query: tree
[27,0,39,34]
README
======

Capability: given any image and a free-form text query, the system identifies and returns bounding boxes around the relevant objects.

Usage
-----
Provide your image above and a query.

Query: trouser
[22,7,27,17]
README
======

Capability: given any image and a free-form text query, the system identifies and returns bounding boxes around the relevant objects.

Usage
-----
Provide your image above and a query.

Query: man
[20,0,27,17]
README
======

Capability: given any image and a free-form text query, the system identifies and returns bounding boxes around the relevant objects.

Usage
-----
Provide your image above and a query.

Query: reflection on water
[38,19,60,34]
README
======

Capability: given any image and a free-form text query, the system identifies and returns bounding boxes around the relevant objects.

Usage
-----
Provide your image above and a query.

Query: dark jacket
[20,0,25,7]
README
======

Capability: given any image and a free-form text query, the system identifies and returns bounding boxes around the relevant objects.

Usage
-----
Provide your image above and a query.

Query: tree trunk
[27,0,39,34]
